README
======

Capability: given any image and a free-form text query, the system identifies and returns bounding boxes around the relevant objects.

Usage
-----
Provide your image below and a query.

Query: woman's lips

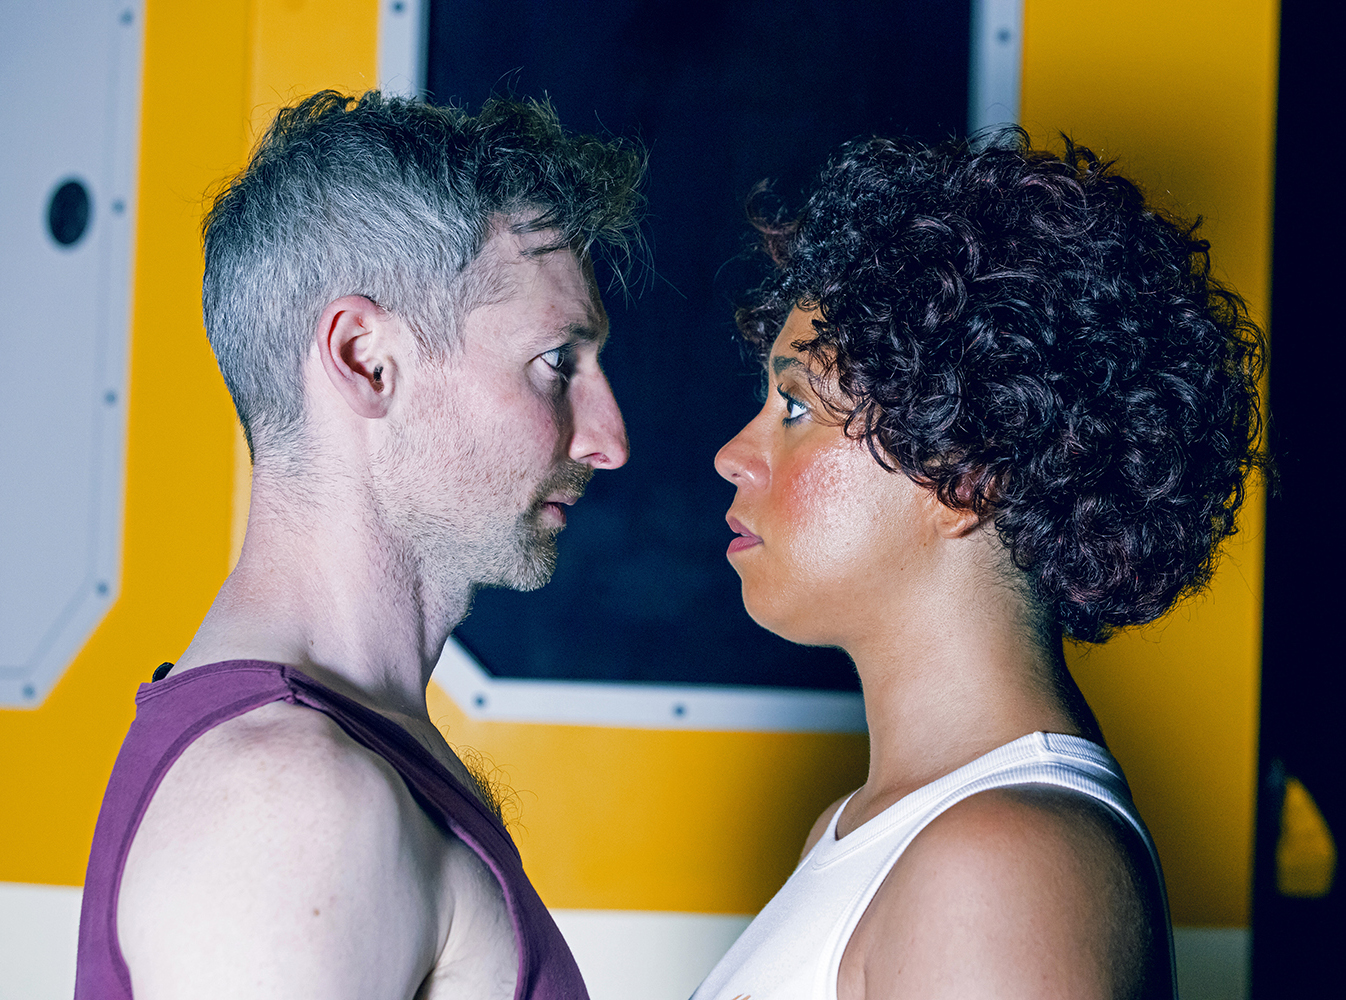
[726,515,762,554]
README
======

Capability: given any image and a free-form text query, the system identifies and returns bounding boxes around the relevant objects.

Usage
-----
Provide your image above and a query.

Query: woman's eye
[777,386,808,423]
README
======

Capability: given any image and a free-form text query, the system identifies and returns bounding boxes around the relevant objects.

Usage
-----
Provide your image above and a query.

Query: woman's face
[714,307,944,648]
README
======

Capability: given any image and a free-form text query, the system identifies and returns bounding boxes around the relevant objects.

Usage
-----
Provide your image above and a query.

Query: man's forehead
[461,233,607,343]
[482,226,592,285]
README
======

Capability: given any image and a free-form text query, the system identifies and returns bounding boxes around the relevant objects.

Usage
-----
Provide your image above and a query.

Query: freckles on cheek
[779,452,847,558]
[777,468,816,532]
[782,445,890,572]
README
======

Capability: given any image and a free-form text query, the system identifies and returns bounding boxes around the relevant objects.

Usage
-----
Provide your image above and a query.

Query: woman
[695,134,1263,1000]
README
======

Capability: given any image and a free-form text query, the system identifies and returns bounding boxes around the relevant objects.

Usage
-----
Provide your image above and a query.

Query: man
[75,91,644,999]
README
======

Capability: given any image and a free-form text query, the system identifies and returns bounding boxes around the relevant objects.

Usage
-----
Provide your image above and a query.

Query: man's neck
[175,477,472,720]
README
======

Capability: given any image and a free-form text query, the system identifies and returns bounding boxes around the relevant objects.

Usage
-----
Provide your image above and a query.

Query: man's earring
[372,365,384,390]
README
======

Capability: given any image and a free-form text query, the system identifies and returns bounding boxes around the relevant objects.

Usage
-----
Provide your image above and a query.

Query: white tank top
[692,732,1176,1000]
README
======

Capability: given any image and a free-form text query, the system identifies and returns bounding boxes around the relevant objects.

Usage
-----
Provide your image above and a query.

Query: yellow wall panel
[0,0,380,889]
[1022,0,1279,926]
[426,682,869,913]
[246,0,379,137]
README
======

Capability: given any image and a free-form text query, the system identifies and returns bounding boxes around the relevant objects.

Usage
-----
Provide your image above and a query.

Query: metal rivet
[97,581,109,595]
[120,9,133,25]
[22,684,35,699]
[104,389,117,405]
[672,703,686,717]
[392,1,406,13]
[997,27,1012,44]
[473,694,486,708]
[112,199,125,214]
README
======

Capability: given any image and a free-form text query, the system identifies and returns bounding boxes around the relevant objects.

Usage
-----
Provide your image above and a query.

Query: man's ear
[314,295,399,419]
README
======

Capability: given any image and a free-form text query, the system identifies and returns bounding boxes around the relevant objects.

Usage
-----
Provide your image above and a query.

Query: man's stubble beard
[380,455,593,606]
[492,459,593,592]
[371,378,595,616]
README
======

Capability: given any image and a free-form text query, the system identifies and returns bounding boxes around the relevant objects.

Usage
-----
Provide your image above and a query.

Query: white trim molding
[431,637,867,733]
[377,0,429,98]
[968,0,1024,134]
[1173,926,1250,1000]
[553,909,751,1000]
[0,883,82,1000]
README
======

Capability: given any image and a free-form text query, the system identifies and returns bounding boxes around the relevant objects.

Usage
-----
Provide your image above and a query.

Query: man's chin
[500,564,553,593]
[483,536,558,593]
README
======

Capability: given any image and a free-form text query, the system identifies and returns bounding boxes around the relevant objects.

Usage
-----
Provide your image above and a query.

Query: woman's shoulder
[839,785,1166,999]
[799,792,852,861]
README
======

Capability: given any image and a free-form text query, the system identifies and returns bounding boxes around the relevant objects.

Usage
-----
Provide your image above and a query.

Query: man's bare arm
[117,702,451,1000]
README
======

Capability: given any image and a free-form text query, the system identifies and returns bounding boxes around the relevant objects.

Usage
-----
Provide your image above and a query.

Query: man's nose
[569,368,629,469]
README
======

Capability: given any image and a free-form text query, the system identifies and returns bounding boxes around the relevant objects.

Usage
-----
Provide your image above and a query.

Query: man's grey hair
[202,90,645,458]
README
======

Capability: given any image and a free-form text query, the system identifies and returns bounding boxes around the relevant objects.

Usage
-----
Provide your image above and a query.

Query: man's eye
[539,345,573,374]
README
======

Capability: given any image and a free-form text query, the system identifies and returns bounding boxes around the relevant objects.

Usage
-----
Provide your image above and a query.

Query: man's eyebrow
[771,355,803,376]
[564,323,603,344]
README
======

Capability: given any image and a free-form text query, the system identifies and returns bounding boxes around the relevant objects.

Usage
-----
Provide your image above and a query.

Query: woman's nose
[714,418,765,486]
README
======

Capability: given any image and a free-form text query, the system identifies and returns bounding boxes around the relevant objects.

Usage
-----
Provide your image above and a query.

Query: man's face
[377,229,628,593]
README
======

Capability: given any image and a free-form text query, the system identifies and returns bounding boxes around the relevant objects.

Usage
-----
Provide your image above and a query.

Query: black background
[1251,0,1344,992]
[429,0,971,688]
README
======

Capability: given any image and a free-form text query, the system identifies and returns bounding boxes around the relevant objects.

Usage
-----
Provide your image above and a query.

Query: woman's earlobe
[945,507,986,538]
[931,494,985,539]
[936,469,999,537]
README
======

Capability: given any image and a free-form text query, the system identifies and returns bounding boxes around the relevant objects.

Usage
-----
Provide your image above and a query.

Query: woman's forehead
[768,305,824,363]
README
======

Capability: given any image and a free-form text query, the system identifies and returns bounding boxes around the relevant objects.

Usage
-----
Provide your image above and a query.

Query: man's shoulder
[116,700,452,998]
[163,697,401,811]
[124,697,440,874]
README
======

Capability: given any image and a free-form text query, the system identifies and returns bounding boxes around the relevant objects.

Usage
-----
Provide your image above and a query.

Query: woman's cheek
[777,448,865,583]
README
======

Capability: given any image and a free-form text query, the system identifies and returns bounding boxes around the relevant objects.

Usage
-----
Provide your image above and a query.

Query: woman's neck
[836,551,1095,837]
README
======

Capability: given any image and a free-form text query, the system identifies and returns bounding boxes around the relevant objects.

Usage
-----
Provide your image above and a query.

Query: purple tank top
[74,660,588,1000]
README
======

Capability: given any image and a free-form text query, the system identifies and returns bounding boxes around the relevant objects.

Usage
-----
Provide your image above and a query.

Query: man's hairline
[450,227,607,349]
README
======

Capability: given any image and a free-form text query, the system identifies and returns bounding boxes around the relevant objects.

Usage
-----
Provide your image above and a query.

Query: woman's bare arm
[838,786,1160,1000]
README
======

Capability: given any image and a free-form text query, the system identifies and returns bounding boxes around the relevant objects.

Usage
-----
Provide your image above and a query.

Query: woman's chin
[741,591,781,636]
[741,592,833,648]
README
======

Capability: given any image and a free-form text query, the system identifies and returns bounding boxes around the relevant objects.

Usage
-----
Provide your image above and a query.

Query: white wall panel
[0,0,143,706]
[969,0,1024,133]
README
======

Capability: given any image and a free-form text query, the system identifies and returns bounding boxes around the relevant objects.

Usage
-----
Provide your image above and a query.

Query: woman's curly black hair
[738,131,1266,643]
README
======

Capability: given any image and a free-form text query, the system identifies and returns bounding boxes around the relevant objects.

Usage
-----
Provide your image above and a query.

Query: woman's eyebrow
[771,355,804,376]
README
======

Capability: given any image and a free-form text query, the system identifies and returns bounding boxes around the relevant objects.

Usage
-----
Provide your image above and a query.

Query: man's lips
[540,494,579,527]
[726,515,762,554]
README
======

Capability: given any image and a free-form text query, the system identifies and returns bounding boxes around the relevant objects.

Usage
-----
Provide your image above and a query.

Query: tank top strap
[278,665,517,861]
[273,665,582,1000]
[75,660,588,1000]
